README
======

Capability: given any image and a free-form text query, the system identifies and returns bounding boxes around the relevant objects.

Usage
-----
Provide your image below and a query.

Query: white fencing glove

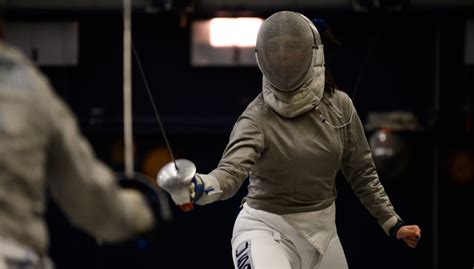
[192,173,222,206]
[157,159,222,212]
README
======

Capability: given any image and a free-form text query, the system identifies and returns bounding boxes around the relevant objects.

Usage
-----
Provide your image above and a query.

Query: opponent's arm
[42,88,156,242]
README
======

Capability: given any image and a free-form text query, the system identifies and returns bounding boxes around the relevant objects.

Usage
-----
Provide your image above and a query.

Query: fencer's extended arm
[42,89,155,242]
[203,116,266,203]
[340,98,402,236]
[157,116,264,207]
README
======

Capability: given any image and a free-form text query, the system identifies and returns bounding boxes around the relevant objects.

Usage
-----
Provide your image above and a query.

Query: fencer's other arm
[41,85,155,242]
[397,225,421,248]
[340,96,421,248]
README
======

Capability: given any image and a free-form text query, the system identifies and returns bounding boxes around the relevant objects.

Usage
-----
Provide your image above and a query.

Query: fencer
[158,11,421,269]
[0,42,164,269]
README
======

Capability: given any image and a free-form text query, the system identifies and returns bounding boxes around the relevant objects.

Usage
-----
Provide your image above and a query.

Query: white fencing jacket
[0,43,154,255]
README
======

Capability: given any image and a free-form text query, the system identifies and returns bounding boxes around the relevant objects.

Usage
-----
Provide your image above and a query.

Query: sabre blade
[131,44,178,171]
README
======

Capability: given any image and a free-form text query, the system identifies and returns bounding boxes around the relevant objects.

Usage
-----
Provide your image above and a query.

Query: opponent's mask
[255,11,324,92]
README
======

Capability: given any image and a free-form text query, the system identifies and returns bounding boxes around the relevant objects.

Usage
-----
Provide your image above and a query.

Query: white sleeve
[43,88,154,242]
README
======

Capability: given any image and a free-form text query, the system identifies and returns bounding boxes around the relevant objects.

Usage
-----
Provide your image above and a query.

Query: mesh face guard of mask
[255,11,324,92]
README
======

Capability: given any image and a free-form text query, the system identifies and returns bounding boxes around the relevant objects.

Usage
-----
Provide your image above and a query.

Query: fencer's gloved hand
[117,173,173,245]
[190,173,222,206]
[157,159,222,212]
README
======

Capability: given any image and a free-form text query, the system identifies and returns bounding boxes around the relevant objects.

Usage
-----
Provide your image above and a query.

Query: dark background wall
[6,5,474,269]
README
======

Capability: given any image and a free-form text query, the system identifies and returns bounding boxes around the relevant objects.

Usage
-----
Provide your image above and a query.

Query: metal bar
[123,0,134,178]
[4,0,474,10]
[433,23,440,269]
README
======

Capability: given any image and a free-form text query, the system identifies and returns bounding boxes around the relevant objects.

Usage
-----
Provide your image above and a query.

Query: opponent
[0,42,166,268]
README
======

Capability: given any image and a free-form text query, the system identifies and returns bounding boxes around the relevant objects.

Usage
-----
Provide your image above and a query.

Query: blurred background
[2,0,473,268]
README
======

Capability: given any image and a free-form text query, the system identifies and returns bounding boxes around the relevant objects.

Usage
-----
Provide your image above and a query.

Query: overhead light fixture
[209,17,263,48]
[191,17,263,66]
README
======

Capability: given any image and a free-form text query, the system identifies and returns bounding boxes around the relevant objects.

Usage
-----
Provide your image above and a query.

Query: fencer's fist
[157,159,197,210]
[396,225,421,248]
[156,159,222,211]
[160,173,222,211]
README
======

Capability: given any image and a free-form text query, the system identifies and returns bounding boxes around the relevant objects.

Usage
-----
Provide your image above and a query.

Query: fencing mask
[255,11,324,92]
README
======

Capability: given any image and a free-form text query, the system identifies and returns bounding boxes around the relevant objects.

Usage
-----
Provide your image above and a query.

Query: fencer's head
[255,11,323,92]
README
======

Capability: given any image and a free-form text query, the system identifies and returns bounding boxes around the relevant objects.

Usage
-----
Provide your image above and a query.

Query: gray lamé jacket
[0,43,154,255]
[205,67,401,233]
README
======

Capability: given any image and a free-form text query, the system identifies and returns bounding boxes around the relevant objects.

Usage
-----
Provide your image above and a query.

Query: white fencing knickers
[231,203,348,269]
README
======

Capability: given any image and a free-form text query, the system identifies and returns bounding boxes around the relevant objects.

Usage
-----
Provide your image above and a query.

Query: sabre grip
[156,159,198,210]
[157,160,222,211]
[176,175,218,212]
[177,175,216,212]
